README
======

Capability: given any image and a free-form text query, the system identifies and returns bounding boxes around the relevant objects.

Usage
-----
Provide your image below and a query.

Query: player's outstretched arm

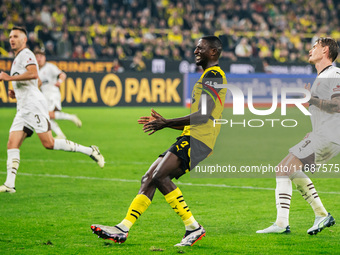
[138,109,185,130]
[0,65,38,82]
[143,96,215,135]
[55,72,66,87]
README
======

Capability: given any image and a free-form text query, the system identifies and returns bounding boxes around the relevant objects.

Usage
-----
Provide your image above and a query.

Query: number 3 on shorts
[34,114,41,124]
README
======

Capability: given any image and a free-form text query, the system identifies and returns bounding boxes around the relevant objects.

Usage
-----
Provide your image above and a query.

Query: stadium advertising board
[186,73,315,107]
[0,72,183,107]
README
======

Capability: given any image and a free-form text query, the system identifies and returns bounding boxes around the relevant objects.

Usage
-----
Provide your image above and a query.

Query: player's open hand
[304,83,311,91]
[142,109,166,135]
[137,109,163,124]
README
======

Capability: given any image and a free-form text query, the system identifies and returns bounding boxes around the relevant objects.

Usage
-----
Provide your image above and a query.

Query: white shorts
[45,94,62,112]
[10,112,51,136]
[289,132,340,165]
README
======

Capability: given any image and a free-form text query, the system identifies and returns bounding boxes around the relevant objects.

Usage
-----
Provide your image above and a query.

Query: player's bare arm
[0,65,38,82]
[138,109,185,131]
[143,96,215,135]
[309,95,340,113]
[55,72,66,87]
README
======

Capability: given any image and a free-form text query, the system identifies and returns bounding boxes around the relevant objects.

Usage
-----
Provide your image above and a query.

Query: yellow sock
[121,194,151,229]
[164,187,196,226]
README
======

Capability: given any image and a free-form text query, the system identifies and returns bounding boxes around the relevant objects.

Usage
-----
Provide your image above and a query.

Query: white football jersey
[310,65,340,144]
[10,48,48,119]
[39,62,63,98]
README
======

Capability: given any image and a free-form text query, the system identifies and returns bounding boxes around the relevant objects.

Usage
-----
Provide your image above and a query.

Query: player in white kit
[0,27,105,194]
[257,37,338,235]
[35,50,82,139]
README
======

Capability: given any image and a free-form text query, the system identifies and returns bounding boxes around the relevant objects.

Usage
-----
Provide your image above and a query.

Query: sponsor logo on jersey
[333,85,340,92]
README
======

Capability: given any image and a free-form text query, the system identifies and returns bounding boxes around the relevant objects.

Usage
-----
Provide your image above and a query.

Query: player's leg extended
[91,157,162,243]
[0,131,26,193]
[37,130,105,168]
[257,153,334,234]
[257,154,295,233]
[54,110,82,128]
[287,157,334,235]
[152,152,205,246]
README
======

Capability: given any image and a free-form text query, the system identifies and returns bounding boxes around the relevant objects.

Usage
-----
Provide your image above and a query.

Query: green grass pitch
[0,106,339,254]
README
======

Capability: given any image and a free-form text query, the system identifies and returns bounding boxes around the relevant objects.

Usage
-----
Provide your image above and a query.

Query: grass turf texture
[0,106,339,255]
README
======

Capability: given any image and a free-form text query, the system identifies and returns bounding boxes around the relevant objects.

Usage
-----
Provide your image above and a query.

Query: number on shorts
[34,114,41,124]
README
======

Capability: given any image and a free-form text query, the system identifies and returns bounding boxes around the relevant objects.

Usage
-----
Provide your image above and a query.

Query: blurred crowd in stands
[0,0,340,68]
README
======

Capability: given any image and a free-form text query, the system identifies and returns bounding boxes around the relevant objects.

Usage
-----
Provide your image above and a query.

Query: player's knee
[151,170,166,187]
[141,174,149,185]
[42,139,54,150]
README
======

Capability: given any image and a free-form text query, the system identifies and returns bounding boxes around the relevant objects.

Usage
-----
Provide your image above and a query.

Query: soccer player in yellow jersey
[91,36,227,246]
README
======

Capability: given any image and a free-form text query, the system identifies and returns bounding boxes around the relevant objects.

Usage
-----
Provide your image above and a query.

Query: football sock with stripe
[118,194,151,231]
[53,139,92,155]
[5,149,20,188]
[290,170,328,217]
[165,187,199,230]
[275,176,292,228]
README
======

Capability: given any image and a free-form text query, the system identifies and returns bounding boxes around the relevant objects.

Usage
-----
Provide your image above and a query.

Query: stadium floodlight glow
[201,84,311,116]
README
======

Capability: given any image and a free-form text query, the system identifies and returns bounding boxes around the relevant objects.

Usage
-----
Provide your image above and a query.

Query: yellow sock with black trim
[119,194,151,231]
[165,187,199,230]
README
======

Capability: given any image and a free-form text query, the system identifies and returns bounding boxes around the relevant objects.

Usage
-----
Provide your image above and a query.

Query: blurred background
[0,0,339,74]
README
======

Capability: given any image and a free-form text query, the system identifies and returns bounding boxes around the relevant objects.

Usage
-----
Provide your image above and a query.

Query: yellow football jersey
[181,65,227,149]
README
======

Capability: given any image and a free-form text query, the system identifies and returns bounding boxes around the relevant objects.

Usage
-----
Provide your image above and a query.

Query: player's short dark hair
[316,37,339,62]
[201,35,222,57]
[11,26,28,36]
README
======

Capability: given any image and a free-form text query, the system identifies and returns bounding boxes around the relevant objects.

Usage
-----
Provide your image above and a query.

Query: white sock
[290,170,328,217]
[275,176,292,228]
[185,217,200,230]
[55,111,74,121]
[4,149,20,188]
[50,120,66,137]
[117,221,130,232]
[53,139,93,156]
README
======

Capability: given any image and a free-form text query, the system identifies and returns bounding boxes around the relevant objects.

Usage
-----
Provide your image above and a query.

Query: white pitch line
[0,172,339,195]
[0,158,148,165]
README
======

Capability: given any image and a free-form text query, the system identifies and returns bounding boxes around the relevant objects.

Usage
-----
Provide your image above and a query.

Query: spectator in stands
[112,58,125,73]
[45,41,56,57]
[0,0,340,66]
[235,37,253,58]
[168,25,183,45]
[27,32,41,52]
[85,46,97,59]
[129,52,146,72]
[72,45,85,59]
[56,31,72,59]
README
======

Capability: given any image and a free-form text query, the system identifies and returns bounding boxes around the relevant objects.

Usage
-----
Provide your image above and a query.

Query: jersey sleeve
[330,71,340,98]
[23,50,38,68]
[201,70,223,100]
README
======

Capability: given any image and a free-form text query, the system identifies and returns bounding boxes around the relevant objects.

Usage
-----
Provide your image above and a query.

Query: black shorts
[159,136,212,179]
